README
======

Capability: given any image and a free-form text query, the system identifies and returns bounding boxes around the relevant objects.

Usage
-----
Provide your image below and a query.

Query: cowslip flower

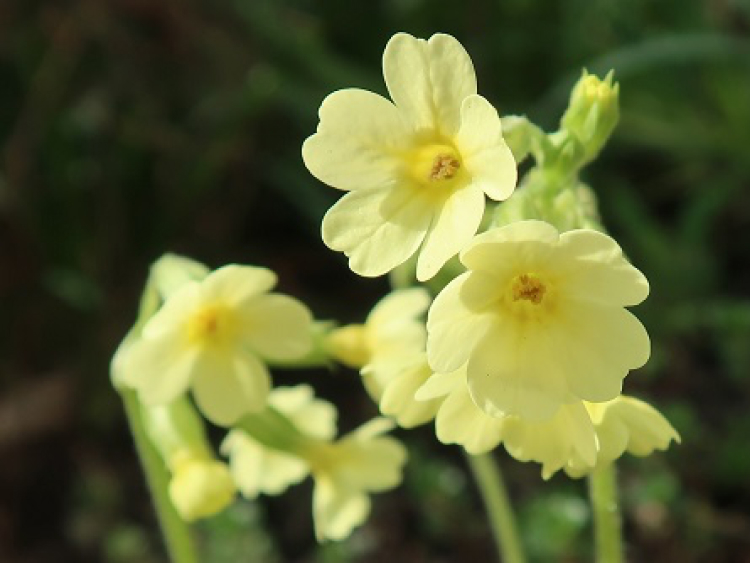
[222,387,407,542]
[417,366,598,478]
[326,288,441,427]
[417,370,678,479]
[116,265,314,426]
[221,385,337,498]
[302,33,517,281]
[307,418,407,541]
[427,220,650,421]
[566,396,680,477]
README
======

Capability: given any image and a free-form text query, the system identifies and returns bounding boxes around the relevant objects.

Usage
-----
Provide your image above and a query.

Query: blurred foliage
[1,0,750,561]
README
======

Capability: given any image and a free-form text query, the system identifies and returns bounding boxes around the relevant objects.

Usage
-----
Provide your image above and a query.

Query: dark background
[1,0,749,561]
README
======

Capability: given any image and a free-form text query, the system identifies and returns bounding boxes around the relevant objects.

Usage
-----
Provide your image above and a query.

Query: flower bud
[325,324,370,368]
[168,453,236,521]
[560,70,619,164]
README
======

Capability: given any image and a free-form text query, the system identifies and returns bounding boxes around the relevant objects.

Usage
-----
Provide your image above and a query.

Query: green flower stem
[466,452,526,563]
[121,389,198,563]
[117,271,198,563]
[589,463,623,563]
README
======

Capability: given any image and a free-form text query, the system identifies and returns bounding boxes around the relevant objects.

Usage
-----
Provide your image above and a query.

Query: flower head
[116,265,314,426]
[221,387,406,542]
[221,385,337,498]
[418,370,678,479]
[568,396,680,477]
[303,33,516,281]
[427,220,650,421]
[417,366,598,478]
[307,418,407,541]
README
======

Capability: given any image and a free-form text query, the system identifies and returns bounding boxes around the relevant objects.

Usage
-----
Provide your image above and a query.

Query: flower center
[187,304,235,346]
[511,273,546,305]
[409,143,462,185]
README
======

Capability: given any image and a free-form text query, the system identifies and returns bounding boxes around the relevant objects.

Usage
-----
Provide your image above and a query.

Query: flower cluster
[112,30,681,551]
[113,255,407,536]
[304,32,679,478]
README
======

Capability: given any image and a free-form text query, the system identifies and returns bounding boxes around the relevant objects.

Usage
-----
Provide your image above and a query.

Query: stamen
[511,274,546,304]
[429,154,461,181]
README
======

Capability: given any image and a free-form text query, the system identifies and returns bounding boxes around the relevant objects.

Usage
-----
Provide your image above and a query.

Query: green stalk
[589,463,623,563]
[466,452,526,563]
[115,266,199,562]
[121,389,199,563]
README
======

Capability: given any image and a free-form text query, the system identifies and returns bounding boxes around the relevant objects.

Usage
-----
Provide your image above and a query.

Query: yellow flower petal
[240,294,314,361]
[322,186,431,277]
[466,320,569,421]
[118,337,198,405]
[559,304,650,402]
[302,89,410,191]
[587,396,680,464]
[270,384,338,441]
[312,476,370,542]
[457,95,517,201]
[557,230,649,307]
[192,353,270,426]
[414,368,462,401]
[460,220,559,273]
[368,287,431,330]
[379,360,441,428]
[200,265,277,307]
[383,33,476,134]
[435,375,505,454]
[427,274,495,373]
[502,402,597,480]
[416,184,484,281]
[221,430,309,498]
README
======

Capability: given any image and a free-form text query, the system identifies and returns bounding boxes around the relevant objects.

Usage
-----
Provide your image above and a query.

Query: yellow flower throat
[188,304,236,346]
[410,143,462,185]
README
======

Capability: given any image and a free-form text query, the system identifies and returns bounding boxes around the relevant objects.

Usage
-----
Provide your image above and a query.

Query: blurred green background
[1,0,749,561]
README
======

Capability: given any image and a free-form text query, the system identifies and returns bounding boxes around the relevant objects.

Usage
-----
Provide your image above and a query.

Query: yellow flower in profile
[117,265,313,426]
[427,220,650,421]
[417,367,598,479]
[418,370,678,479]
[565,396,680,477]
[303,33,517,281]
[306,418,407,541]
[326,288,441,427]
[221,385,337,498]
[221,389,407,542]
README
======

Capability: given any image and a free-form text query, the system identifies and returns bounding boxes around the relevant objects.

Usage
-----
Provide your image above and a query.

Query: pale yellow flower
[418,369,678,479]
[416,367,597,479]
[427,220,650,421]
[117,265,313,425]
[221,385,337,497]
[222,392,407,542]
[303,33,516,281]
[326,288,440,427]
[307,418,407,541]
[565,396,680,477]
